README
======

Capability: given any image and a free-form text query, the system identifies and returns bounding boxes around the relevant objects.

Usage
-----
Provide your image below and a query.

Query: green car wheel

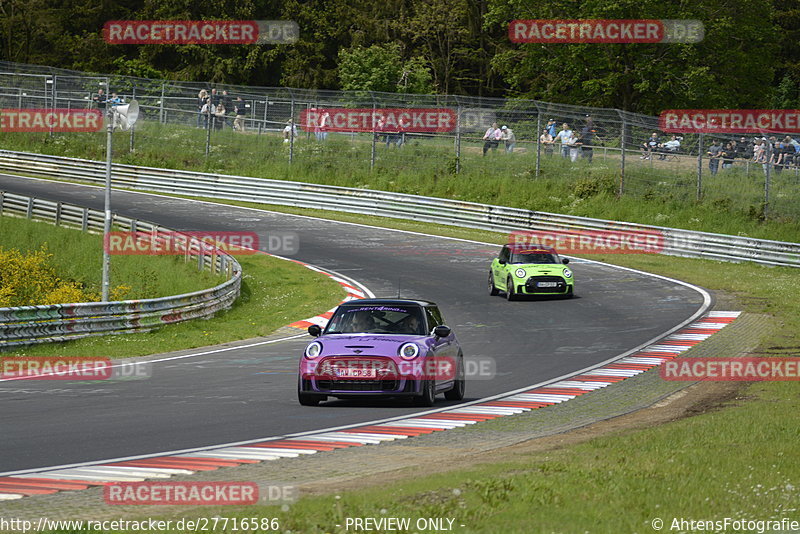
[488,272,499,296]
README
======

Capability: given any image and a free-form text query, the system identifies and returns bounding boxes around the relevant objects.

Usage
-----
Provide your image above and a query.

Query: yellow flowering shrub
[0,246,96,306]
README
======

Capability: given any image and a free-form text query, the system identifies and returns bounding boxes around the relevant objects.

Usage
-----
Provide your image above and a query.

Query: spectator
[546,119,557,138]
[555,123,573,158]
[579,124,595,162]
[213,102,226,130]
[566,131,581,162]
[374,113,386,143]
[316,111,330,141]
[197,89,209,129]
[658,135,681,159]
[641,132,660,159]
[736,136,752,160]
[107,92,123,107]
[210,88,221,107]
[92,88,107,110]
[753,138,766,165]
[233,97,247,132]
[482,122,501,155]
[222,90,232,110]
[539,128,554,157]
[722,141,736,169]
[283,119,297,143]
[501,125,516,153]
[707,139,722,175]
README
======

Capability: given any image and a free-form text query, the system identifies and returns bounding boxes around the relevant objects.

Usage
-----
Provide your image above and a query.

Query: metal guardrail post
[55,202,62,226]
[26,197,33,219]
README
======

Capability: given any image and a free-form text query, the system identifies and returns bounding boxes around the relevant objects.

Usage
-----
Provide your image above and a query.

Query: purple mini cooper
[298,299,465,406]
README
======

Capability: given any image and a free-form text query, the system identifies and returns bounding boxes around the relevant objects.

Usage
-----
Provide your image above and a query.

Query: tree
[338,43,433,94]
[486,0,781,113]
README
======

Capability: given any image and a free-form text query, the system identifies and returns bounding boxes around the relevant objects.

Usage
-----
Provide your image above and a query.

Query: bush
[573,176,616,199]
[0,245,97,306]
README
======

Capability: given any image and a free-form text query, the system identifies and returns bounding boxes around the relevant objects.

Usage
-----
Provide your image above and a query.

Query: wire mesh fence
[0,60,798,221]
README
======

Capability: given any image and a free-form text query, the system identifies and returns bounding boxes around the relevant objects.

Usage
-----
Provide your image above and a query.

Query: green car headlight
[563,268,573,278]
[515,268,526,278]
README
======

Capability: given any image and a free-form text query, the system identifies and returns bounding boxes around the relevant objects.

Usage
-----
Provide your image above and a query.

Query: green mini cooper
[489,244,574,300]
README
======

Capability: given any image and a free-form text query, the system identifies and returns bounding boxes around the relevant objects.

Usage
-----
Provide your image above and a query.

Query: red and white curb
[284,260,369,330]
[0,311,740,500]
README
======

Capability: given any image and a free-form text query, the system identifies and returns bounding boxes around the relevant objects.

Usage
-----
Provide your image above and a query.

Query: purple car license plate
[334,368,376,378]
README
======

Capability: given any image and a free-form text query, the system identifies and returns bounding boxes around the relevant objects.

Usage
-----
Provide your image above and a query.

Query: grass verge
[0,216,345,360]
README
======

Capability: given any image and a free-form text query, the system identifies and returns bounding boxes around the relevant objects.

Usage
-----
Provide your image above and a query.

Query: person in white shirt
[482,122,502,155]
[658,136,681,159]
[501,125,516,153]
[555,123,573,158]
[539,128,554,157]
[283,120,297,143]
[566,131,580,162]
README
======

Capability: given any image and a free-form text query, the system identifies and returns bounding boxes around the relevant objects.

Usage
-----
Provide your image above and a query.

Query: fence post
[696,132,704,201]
[535,111,541,178]
[129,84,136,152]
[55,202,62,226]
[0,191,4,215]
[159,83,165,124]
[619,118,626,196]
[205,105,212,156]
[455,104,462,174]
[764,141,772,219]
[289,97,295,164]
[370,96,377,170]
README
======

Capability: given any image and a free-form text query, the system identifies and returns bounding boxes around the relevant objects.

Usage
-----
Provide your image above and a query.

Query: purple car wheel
[414,379,435,407]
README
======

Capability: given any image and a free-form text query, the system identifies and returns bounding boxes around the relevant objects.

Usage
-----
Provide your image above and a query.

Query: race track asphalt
[0,175,708,472]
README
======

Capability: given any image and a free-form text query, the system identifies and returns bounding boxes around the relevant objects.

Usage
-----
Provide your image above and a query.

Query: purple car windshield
[325,305,426,335]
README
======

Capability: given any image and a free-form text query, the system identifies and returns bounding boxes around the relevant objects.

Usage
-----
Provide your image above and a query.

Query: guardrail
[0,149,798,268]
[0,190,242,350]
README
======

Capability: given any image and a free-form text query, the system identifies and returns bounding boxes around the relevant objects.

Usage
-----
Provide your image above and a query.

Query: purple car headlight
[399,342,420,360]
[305,341,323,359]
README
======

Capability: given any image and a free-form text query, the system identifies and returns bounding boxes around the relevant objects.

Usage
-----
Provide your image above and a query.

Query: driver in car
[350,312,375,332]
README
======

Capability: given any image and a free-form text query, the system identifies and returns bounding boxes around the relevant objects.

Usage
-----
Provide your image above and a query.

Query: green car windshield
[510,252,558,264]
